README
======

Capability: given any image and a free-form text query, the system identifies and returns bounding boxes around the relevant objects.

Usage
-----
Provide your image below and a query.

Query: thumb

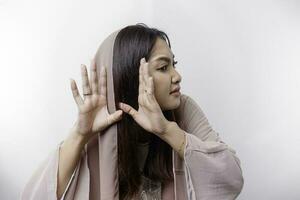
[119,102,138,120]
[106,110,123,126]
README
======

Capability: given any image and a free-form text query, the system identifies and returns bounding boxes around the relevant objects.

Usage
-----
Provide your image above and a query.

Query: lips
[170,86,181,94]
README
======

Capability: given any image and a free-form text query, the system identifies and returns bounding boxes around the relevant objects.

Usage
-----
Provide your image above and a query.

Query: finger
[90,59,99,94]
[145,77,155,106]
[142,59,153,95]
[144,60,150,80]
[148,77,154,94]
[106,110,123,126]
[138,59,148,105]
[141,58,149,94]
[139,58,145,95]
[70,78,84,105]
[141,58,147,90]
[119,102,138,119]
[99,66,107,99]
[81,64,92,98]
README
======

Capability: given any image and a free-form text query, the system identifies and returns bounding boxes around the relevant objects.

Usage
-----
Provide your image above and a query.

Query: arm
[20,130,87,200]
[57,127,87,199]
[160,121,186,159]
[165,94,244,199]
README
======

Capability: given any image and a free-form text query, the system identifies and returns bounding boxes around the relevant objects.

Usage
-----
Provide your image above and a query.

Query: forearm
[159,121,186,159]
[57,128,87,199]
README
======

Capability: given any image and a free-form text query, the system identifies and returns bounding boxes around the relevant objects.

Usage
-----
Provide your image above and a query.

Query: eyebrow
[153,54,175,63]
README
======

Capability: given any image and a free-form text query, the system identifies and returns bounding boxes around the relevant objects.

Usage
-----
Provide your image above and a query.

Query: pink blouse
[21,94,244,199]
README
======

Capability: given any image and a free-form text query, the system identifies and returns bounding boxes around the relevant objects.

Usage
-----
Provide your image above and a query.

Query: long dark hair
[112,23,176,199]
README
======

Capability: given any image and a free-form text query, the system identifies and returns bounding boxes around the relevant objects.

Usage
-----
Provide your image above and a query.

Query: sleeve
[175,94,244,200]
[20,141,83,200]
[60,164,77,200]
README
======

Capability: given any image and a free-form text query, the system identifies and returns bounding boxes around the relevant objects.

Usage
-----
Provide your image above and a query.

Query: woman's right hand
[69,59,123,143]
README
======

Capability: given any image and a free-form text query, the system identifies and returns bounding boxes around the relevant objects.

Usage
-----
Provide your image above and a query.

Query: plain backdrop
[0,0,299,199]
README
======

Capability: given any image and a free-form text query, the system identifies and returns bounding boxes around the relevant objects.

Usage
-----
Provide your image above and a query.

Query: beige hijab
[91,29,120,199]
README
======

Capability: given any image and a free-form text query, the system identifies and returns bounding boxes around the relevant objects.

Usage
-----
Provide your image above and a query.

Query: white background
[0,0,299,199]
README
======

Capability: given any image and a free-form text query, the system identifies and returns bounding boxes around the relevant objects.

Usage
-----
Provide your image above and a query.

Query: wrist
[64,127,89,150]
[159,121,186,159]
[160,121,177,140]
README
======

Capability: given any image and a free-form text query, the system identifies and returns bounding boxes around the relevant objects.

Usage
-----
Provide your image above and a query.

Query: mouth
[170,91,181,97]
[170,87,181,95]
[170,89,181,96]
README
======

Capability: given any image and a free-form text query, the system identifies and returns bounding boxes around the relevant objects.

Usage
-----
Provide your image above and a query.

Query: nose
[171,68,182,84]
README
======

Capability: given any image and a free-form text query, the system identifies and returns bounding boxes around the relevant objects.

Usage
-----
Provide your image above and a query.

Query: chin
[161,96,181,111]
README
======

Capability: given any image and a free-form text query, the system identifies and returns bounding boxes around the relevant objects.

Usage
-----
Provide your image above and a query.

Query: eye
[158,60,178,71]
[158,65,168,71]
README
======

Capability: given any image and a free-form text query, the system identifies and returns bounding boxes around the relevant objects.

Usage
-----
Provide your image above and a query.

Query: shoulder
[179,93,190,104]
[177,93,193,110]
[174,93,206,128]
[175,94,218,140]
[177,93,205,114]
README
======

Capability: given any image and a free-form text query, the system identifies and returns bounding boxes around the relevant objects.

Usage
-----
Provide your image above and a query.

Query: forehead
[149,38,174,61]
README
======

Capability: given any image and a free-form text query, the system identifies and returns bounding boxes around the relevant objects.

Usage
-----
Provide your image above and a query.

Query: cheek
[152,76,170,99]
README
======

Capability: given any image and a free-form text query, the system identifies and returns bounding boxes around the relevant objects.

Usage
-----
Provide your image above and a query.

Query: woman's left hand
[118,57,170,136]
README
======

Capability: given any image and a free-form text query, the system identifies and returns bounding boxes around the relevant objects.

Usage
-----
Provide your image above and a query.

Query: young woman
[21,23,244,200]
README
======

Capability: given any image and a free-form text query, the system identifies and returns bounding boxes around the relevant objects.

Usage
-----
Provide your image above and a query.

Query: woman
[21,23,244,200]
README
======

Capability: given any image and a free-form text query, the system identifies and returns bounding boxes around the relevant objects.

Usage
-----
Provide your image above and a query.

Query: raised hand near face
[70,59,123,143]
[118,58,170,136]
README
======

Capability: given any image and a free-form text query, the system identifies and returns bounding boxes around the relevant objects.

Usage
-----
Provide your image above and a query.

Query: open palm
[70,59,123,141]
[119,58,169,136]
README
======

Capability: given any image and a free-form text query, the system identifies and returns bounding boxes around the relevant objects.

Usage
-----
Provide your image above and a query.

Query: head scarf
[87,29,121,199]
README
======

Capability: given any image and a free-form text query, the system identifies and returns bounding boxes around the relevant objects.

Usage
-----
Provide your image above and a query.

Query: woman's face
[147,38,182,111]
